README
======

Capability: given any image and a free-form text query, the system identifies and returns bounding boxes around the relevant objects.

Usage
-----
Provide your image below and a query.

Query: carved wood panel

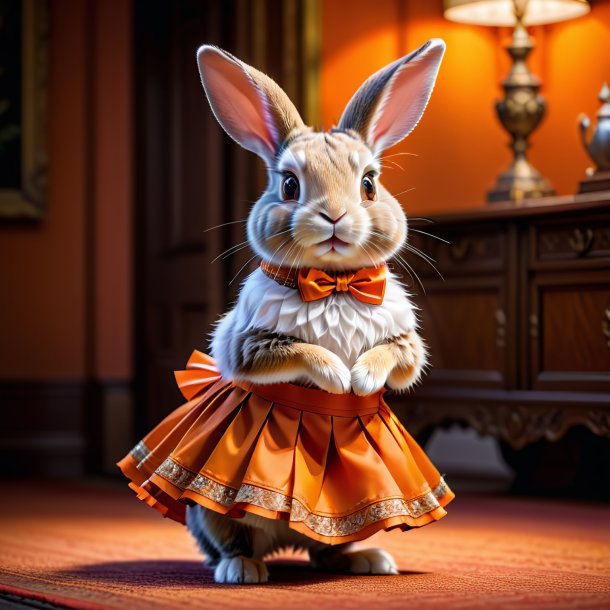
[409,224,506,277]
[396,391,610,450]
[414,277,510,389]
[532,215,610,269]
[529,270,610,392]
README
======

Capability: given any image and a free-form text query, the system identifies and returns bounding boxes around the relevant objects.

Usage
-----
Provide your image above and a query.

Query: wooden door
[133,0,320,433]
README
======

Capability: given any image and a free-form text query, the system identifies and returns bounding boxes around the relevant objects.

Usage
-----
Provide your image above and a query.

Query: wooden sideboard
[394,192,610,451]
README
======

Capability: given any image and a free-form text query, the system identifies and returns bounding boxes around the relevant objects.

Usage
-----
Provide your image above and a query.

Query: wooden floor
[0,478,609,610]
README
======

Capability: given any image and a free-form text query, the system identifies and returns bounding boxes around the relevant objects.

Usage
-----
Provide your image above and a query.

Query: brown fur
[386,330,427,390]
[232,329,351,394]
[351,330,427,396]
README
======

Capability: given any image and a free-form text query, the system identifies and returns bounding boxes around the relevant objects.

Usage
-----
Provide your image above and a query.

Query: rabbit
[184,38,447,584]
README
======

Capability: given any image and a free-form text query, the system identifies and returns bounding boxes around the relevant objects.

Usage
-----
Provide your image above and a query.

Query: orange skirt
[117,351,454,545]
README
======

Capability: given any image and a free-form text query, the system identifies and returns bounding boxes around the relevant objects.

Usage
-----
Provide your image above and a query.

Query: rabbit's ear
[197,46,305,163]
[338,39,445,155]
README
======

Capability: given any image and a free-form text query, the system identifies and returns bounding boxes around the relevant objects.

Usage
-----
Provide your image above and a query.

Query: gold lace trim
[150,455,450,539]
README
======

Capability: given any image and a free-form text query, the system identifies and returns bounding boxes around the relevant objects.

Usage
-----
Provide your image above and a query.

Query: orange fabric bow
[174,351,222,400]
[298,265,387,305]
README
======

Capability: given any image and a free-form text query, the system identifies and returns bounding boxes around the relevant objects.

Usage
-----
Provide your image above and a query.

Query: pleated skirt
[117,351,454,545]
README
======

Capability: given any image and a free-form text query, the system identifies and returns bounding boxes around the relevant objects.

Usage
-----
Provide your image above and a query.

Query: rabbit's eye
[281,173,300,201]
[361,174,376,201]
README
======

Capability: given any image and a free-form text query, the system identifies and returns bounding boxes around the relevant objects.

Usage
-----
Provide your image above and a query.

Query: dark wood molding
[0,380,86,477]
[412,191,610,225]
[393,388,610,450]
[0,379,132,477]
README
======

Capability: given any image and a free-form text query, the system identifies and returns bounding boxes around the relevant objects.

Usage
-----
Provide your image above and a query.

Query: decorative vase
[578,83,610,193]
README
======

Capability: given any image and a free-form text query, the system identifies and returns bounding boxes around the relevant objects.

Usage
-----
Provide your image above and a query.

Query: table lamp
[443,0,590,203]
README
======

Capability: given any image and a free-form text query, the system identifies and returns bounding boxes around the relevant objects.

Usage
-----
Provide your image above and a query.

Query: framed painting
[0,0,48,220]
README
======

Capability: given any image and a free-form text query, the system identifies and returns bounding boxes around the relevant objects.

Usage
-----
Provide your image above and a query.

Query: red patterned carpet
[0,479,609,610]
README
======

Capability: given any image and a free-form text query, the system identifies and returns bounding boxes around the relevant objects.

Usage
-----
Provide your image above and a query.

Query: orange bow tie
[260,261,387,305]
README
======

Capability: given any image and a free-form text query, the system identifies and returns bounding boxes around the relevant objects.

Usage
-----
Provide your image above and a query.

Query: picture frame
[0,0,48,220]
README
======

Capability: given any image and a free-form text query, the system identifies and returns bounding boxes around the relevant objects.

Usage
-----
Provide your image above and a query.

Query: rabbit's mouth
[316,235,351,255]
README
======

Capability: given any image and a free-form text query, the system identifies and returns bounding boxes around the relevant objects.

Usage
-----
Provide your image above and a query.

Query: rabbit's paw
[345,548,399,575]
[350,345,393,396]
[306,347,352,394]
[214,556,269,584]
[386,330,427,392]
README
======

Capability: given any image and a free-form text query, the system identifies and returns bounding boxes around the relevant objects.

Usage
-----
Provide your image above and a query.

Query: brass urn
[578,83,610,193]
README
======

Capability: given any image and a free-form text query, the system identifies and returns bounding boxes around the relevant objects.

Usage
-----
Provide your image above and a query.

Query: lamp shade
[443,0,589,26]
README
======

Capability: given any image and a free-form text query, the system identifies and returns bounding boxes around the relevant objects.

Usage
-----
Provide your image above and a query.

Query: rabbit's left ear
[338,39,445,155]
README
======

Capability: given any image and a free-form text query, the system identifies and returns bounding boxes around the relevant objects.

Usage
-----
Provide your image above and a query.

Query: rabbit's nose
[319,211,347,225]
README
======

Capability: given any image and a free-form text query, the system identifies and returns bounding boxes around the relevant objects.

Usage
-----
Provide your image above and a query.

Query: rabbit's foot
[344,548,399,575]
[386,330,426,392]
[350,345,393,396]
[305,346,352,394]
[214,556,269,584]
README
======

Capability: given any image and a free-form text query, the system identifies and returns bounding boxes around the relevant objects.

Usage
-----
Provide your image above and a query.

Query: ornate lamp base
[488,157,555,202]
[486,2,555,204]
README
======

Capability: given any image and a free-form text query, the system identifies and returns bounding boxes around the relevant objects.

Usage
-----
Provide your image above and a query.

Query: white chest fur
[211,268,417,375]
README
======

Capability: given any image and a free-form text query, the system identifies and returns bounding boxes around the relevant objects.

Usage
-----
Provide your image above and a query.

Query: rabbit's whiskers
[203,219,248,233]
[404,242,437,266]
[405,245,444,281]
[266,228,296,262]
[376,187,415,202]
[274,237,302,275]
[285,244,305,281]
[227,226,297,286]
[212,240,251,263]
[366,238,420,291]
[378,151,419,160]
[386,161,406,172]
[358,242,379,268]
[371,227,439,275]
[213,227,291,264]
[368,230,431,294]
[228,253,260,286]
[409,228,450,244]
[395,252,427,295]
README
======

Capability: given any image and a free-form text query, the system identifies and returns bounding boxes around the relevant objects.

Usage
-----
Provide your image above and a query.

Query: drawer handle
[603,308,610,348]
[568,228,594,256]
[449,238,470,261]
[530,314,539,339]
[496,308,507,348]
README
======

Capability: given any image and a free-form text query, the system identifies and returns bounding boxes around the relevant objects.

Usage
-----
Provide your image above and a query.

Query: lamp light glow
[444,0,589,26]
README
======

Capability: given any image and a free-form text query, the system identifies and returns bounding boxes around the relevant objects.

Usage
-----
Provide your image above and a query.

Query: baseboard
[0,380,87,477]
[0,379,133,478]
[100,381,134,475]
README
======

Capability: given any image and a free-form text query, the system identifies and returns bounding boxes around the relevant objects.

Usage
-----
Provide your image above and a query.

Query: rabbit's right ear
[197,46,305,164]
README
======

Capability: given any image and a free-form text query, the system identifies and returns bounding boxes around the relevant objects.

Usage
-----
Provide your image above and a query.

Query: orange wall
[92,0,133,379]
[533,2,610,197]
[321,0,610,213]
[0,0,132,380]
[0,1,87,378]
